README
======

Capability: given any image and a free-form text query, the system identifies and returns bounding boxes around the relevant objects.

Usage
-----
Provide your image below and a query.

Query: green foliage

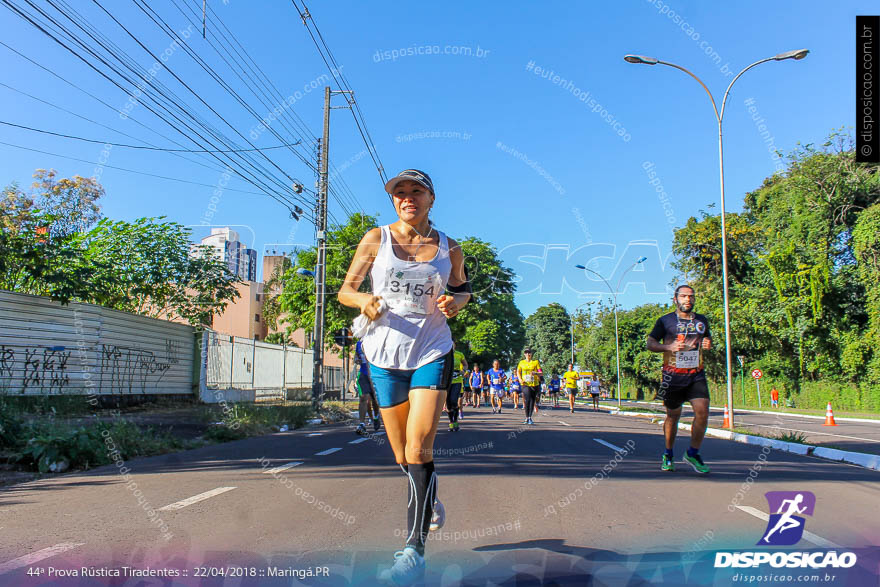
[575,302,666,397]
[0,402,24,451]
[776,431,809,444]
[15,417,192,473]
[31,169,103,238]
[202,403,313,441]
[2,171,239,326]
[456,237,525,367]
[80,217,240,326]
[853,202,880,382]
[523,303,571,376]
[277,213,378,352]
[262,255,292,333]
[671,130,879,396]
[579,131,879,409]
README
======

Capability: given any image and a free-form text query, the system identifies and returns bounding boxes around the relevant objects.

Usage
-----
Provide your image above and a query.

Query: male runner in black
[647,285,712,474]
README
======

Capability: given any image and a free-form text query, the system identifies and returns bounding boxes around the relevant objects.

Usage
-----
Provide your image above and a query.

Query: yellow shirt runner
[562,370,579,390]
[518,359,542,386]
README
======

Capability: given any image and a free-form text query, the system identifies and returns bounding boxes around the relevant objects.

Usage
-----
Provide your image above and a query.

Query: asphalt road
[613,399,880,455]
[1,403,878,585]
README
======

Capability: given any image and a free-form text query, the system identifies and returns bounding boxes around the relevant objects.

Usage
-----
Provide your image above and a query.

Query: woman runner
[338,169,471,585]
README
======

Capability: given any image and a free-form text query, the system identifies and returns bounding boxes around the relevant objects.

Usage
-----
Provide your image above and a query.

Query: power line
[289,0,388,187]
[0,138,316,222]
[4,0,313,216]
[173,0,320,170]
[0,119,302,152]
[0,40,230,176]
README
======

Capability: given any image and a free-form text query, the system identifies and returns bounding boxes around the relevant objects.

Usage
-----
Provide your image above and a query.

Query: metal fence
[0,290,195,397]
[199,331,344,403]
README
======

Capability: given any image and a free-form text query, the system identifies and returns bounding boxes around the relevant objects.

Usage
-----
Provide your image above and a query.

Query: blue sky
[0,0,867,319]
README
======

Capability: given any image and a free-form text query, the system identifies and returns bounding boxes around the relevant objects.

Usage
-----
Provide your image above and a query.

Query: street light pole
[623,49,808,428]
[575,257,647,408]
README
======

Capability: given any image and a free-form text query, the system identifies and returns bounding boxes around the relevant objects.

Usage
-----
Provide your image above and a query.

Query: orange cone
[722,405,731,428]
[823,402,837,426]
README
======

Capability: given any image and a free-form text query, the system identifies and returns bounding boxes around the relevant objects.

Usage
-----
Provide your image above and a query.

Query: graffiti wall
[0,290,195,396]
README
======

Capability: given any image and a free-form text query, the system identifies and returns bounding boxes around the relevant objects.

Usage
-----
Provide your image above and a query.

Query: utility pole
[311,86,331,410]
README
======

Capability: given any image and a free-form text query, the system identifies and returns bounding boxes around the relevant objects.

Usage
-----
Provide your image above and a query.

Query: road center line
[0,542,84,575]
[593,438,625,452]
[349,437,369,444]
[735,506,840,548]
[315,447,342,456]
[263,462,303,474]
[558,421,571,426]
[158,487,236,511]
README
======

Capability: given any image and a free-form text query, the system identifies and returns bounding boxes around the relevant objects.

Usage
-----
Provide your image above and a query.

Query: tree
[523,303,571,376]
[79,218,240,326]
[31,169,103,238]
[0,208,92,303]
[276,213,379,351]
[262,255,292,336]
[455,237,525,367]
[0,205,239,326]
[672,131,879,393]
[0,182,34,232]
[575,302,666,398]
[853,202,880,382]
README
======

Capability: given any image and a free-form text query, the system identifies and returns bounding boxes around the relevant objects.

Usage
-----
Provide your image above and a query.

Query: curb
[620,400,879,423]
[610,409,880,471]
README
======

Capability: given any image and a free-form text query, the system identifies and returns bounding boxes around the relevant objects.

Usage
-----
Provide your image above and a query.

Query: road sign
[751,368,763,379]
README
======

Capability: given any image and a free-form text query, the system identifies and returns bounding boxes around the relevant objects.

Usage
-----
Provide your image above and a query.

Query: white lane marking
[315,447,341,456]
[0,542,84,575]
[593,438,625,452]
[735,506,840,548]
[558,421,571,427]
[263,462,303,474]
[374,431,387,437]
[307,433,322,437]
[158,487,236,511]
[349,437,369,444]
[709,420,880,444]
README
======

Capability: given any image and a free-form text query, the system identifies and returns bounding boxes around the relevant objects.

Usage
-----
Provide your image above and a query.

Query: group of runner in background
[452,357,606,424]
[353,342,609,435]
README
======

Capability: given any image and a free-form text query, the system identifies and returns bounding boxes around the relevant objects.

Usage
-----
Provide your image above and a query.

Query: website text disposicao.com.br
[373,44,490,62]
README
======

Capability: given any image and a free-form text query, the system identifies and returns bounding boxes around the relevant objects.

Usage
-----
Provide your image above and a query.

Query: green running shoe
[448,422,455,431]
[683,453,710,474]
[661,454,675,471]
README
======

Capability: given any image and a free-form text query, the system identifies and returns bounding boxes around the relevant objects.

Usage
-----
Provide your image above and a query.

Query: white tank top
[361,225,453,370]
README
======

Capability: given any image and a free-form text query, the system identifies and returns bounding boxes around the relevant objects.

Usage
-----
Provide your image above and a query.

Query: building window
[255,293,261,302]
[254,334,260,341]
[255,314,260,323]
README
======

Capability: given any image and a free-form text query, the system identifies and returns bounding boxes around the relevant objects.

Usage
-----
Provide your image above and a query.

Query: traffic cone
[823,402,837,426]
[722,405,731,428]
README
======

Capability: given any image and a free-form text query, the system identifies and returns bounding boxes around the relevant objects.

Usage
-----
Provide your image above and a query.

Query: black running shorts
[659,371,710,410]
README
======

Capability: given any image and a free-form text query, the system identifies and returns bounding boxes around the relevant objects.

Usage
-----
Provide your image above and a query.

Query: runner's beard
[676,301,693,314]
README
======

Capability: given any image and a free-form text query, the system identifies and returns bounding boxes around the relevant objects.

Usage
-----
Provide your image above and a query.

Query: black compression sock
[405,462,436,556]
